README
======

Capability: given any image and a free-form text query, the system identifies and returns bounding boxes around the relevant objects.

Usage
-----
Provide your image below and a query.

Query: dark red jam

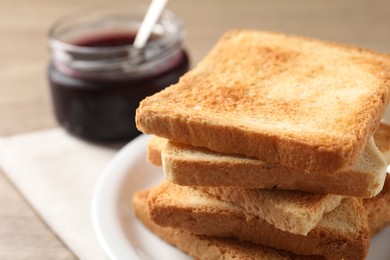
[72,32,157,47]
[48,33,189,141]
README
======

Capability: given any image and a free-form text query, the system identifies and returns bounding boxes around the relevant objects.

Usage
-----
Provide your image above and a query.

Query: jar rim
[48,4,183,54]
[48,4,186,77]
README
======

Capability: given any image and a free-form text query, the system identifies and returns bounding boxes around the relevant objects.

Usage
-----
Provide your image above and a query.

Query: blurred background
[1,0,389,136]
[0,0,389,259]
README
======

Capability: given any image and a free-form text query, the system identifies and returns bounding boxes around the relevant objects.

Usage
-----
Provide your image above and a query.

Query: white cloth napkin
[0,128,124,260]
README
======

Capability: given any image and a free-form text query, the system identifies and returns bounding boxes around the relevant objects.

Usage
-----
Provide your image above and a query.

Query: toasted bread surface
[367,129,390,234]
[145,125,389,235]
[199,186,342,235]
[148,181,370,260]
[147,136,167,166]
[147,123,390,168]
[133,190,320,260]
[374,123,390,163]
[133,187,390,260]
[137,30,390,174]
[364,174,390,235]
[147,124,389,197]
[163,136,386,197]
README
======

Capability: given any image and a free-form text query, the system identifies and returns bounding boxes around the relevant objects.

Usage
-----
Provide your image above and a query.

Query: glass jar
[48,5,189,141]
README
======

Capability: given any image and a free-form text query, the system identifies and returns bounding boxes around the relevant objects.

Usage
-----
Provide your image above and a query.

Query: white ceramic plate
[92,134,390,260]
[92,135,189,260]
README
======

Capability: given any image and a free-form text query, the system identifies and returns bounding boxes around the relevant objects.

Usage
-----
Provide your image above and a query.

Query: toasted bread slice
[364,174,390,235]
[147,123,390,168]
[147,136,168,166]
[137,30,390,175]
[365,126,390,234]
[144,124,389,234]
[148,140,344,236]
[133,190,321,260]
[163,136,386,197]
[198,186,342,236]
[374,123,390,163]
[132,181,390,259]
[147,138,343,236]
[148,181,370,260]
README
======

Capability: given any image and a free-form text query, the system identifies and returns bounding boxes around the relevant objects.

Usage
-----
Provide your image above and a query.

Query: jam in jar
[48,5,189,141]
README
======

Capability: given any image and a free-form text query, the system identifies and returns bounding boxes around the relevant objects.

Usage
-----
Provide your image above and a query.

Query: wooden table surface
[1,0,389,259]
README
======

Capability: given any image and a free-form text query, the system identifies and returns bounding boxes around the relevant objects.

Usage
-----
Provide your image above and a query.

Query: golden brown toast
[146,123,390,197]
[147,181,370,260]
[147,136,167,166]
[198,186,342,236]
[143,123,390,235]
[137,30,390,175]
[374,123,390,163]
[133,177,390,260]
[133,190,322,260]
[364,174,390,235]
[146,136,345,236]
[162,136,386,197]
[147,123,390,167]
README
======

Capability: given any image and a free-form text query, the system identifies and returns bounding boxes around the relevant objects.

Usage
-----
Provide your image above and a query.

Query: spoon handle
[134,0,169,48]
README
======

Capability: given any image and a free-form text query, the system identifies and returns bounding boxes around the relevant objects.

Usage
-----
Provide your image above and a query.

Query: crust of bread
[137,30,390,174]
[131,181,390,260]
[132,190,321,260]
[374,123,390,163]
[199,186,342,235]
[146,124,389,199]
[148,181,370,260]
[147,136,167,166]
[162,136,387,197]
[364,174,390,235]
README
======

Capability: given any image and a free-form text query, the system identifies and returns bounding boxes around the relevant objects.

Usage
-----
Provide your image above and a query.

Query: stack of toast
[133,30,390,259]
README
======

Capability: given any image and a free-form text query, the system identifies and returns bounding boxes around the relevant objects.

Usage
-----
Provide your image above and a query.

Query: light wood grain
[0,0,390,259]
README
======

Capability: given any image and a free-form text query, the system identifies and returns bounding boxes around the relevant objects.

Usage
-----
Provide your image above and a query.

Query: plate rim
[92,134,151,260]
